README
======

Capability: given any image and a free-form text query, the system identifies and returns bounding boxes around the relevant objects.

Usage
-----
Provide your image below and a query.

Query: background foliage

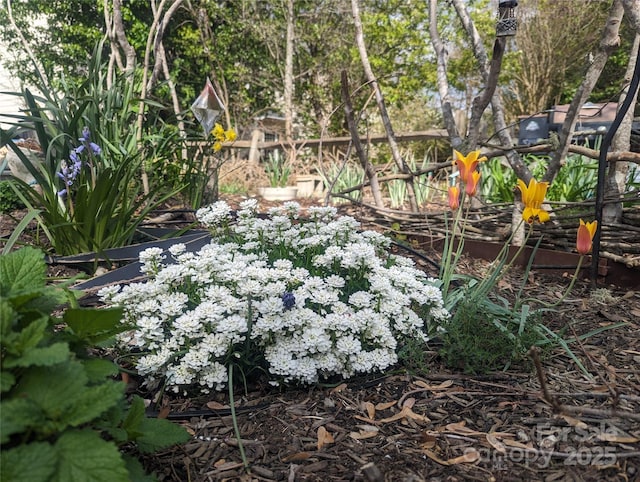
[1,0,634,140]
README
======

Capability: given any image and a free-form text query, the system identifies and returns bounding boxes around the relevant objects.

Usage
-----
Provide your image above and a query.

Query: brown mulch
[135,263,640,482]
[2,197,640,481]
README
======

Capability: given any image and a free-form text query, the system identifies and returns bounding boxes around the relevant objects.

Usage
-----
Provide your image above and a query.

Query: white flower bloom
[196,201,232,227]
[103,198,449,394]
[349,291,373,308]
[168,243,186,256]
[98,285,121,301]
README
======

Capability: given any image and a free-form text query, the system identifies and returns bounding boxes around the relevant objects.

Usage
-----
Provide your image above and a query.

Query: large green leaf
[63,307,126,343]
[52,430,130,482]
[0,442,57,482]
[0,398,46,444]
[10,317,48,355]
[83,358,120,382]
[136,417,190,454]
[122,455,157,482]
[14,362,86,416]
[0,246,45,295]
[64,382,124,428]
[3,343,70,369]
[0,371,15,393]
[121,395,146,440]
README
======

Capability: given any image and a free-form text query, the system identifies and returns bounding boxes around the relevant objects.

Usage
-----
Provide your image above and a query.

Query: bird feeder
[496,0,518,37]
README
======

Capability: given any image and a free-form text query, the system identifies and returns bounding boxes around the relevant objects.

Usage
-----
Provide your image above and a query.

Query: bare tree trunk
[449,0,528,182]
[351,0,418,211]
[136,0,184,195]
[111,0,137,75]
[284,0,294,143]
[621,0,640,31]
[103,0,124,86]
[544,0,624,183]
[467,38,506,149]
[341,71,384,208]
[428,0,463,150]
[603,33,640,223]
[185,1,231,130]
[5,0,47,85]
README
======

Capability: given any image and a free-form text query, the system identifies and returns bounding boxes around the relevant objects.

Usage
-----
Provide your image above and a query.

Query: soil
[1,196,639,482]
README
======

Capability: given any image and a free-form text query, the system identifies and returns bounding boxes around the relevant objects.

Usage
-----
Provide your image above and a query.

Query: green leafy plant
[0,247,190,482]
[388,178,408,208]
[0,180,25,213]
[320,162,365,204]
[439,151,624,374]
[1,43,179,256]
[480,152,600,204]
[264,150,291,187]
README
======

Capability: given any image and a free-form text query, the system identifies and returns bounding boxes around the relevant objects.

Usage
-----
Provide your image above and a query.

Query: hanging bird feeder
[496,0,518,37]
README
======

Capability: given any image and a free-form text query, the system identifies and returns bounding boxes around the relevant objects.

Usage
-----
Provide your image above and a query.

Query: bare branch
[545,0,625,183]
[351,0,418,211]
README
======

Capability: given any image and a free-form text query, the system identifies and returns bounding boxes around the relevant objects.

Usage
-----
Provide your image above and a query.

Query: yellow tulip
[576,219,597,255]
[516,178,550,224]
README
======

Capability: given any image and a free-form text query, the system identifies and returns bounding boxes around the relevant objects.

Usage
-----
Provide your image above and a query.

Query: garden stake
[591,42,640,286]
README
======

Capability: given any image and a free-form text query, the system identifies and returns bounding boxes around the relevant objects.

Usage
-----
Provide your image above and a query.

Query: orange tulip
[453,150,486,186]
[516,178,550,224]
[448,185,460,210]
[465,171,481,197]
[576,219,597,255]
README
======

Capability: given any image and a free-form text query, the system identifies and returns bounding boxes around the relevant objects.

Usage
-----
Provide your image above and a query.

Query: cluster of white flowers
[100,200,449,394]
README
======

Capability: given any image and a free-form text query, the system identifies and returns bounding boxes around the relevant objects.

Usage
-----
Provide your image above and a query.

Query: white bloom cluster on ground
[99,200,449,394]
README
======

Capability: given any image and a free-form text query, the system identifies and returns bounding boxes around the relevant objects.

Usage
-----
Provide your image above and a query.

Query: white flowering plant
[100,199,449,394]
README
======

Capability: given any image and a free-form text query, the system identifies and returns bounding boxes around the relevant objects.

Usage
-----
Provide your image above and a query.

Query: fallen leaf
[486,433,506,454]
[414,379,454,390]
[206,401,229,410]
[158,405,170,419]
[503,439,533,449]
[420,432,438,449]
[350,425,379,440]
[375,400,397,410]
[560,415,587,429]
[317,426,335,450]
[423,449,480,465]
[354,415,381,424]
[281,452,312,462]
[329,383,348,394]
[444,421,484,436]
[356,424,379,432]
[402,397,416,409]
[379,405,430,423]
[597,433,640,443]
[364,401,376,420]
[423,449,449,465]
[446,450,480,464]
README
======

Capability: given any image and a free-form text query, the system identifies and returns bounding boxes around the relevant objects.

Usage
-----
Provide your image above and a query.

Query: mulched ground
[134,264,639,482]
[2,196,639,482]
